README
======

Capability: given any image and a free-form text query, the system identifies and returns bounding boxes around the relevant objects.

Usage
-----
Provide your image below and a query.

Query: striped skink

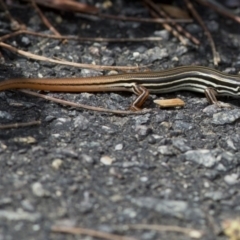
[1,66,240,110]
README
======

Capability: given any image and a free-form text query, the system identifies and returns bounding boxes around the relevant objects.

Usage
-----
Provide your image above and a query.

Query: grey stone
[129,197,203,220]
[212,109,240,125]
[184,149,218,168]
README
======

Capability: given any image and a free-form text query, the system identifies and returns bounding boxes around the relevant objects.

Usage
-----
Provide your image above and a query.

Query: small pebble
[100,155,113,165]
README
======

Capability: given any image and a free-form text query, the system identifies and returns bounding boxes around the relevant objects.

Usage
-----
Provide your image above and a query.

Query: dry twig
[144,0,191,45]
[0,29,163,43]
[0,42,144,71]
[96,12,193,23]
[30,0,61,36]
[0,0,23,30]
[195,0,240,24]
[184,0,220,65]
[20,90,152,115]
[34,0,98,14]
[129,224,203,239]
[145,0,200,45]
[0,120,41,129]
[51,225,136,240]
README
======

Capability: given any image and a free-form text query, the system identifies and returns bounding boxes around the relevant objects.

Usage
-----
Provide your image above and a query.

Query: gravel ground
[0,1,240,240]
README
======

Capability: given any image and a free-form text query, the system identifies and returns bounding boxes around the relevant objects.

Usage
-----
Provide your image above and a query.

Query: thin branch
[34,0,98,14]
[30,0,61,36]
[0,0,23,30]
[0,120,41,129]
[95,13,193,23]
[195,0,240,24]
[144,0,189,45]
[144,0,200,45]
[0,29,163,43]
[19,90,152,115]
[51,225,137,240]
[129,224,203,238]
[184,0,220,65]
[0,42,144,71]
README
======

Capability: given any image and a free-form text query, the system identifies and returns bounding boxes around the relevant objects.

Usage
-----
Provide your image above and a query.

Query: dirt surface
[0,1,240,240]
